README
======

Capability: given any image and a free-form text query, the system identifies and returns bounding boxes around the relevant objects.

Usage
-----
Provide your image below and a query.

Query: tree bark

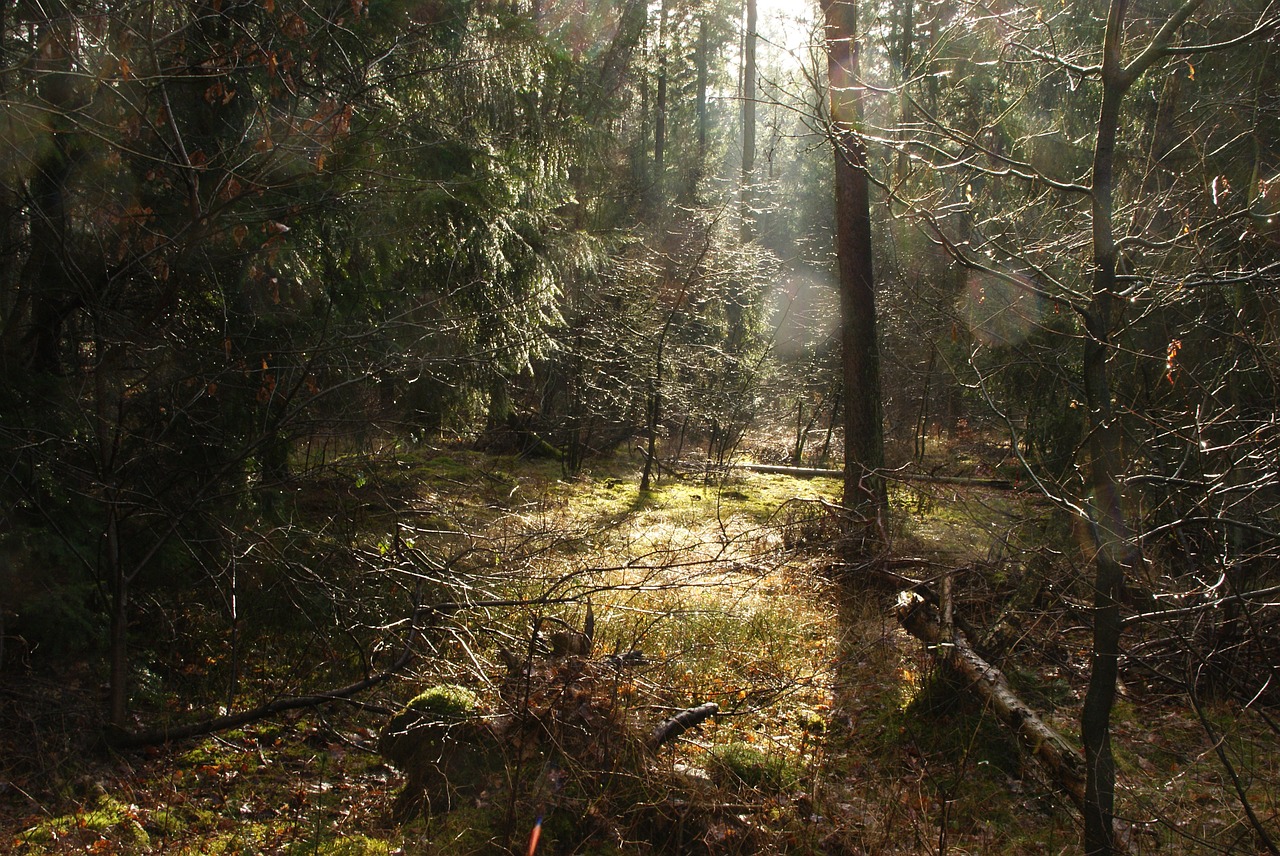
[696,16,709,164]
[1080,12,1128,849]
[653,0,670,189]
[108,653,412,748]
[741,0,757,243]
[724,0,757,353]
[821,0,886,552]
[640,245,706,492]
[649,702,719,751]
[12,5,83,374]
[1078,2,1207,850]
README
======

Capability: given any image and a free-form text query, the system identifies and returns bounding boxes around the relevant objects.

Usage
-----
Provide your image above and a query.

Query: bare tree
[872,0,1279,850]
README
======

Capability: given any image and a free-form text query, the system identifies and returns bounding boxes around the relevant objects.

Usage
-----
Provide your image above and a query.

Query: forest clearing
[3,436,1277,854]
[2,0,1278,853]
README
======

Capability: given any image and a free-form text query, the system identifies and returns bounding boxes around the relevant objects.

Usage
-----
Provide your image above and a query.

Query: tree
[821,0,886,550]
[875,0,1279,849]
[741,0,758,246]
[0,0,608,732]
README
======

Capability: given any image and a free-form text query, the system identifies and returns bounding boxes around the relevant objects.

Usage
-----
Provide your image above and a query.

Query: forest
[1,0,1278,853]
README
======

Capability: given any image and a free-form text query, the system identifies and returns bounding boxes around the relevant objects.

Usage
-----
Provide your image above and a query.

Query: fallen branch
[896,593,1086,811]
[834,559,988,644]
[107,605,426,748]
[107,667,406,748]
[733,463,843,479]
[891,471,1015,490]
[649,702,719,751]
[731,462,1016,490]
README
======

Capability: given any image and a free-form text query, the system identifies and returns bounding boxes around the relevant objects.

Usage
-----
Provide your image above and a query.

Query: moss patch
[706,742,801,793]
[399,684,481,721]
[16,794,150,853]
[284,833,394,855]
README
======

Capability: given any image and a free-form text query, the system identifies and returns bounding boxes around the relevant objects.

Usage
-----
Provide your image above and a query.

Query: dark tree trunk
[653,0,669,189]
[95,338,131,730]
[106,498,130,729]
[14,8,83,374]
[741,0,756,243]
[1079,2,1207,851]
[1079,9,1137,853]
[892,0,914,181]
[21,144,75,373]
[726,0,757,352]
[696,16,709,163]
[822,0,886,549]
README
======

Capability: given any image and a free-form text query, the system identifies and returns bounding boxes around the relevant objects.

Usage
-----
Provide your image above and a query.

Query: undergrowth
[1,443,1275,854]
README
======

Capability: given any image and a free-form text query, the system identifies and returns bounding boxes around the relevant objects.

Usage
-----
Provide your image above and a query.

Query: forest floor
[2,437,1275,854]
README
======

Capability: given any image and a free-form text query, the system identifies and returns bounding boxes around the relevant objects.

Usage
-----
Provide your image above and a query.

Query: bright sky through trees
[757,0,819,63]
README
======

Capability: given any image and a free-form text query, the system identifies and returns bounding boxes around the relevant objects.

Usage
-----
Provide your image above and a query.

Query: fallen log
[733,463,843,478]
[649,702,719,751]
[891,471,1016,490]
[896,593,1086,811]
[731,462,1016,490]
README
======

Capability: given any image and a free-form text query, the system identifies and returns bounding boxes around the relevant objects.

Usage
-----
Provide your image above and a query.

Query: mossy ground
[2,443,1274,854]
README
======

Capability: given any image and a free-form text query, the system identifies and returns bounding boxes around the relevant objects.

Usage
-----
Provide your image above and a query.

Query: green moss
[168,827,271,855]
[418,453,479,481]
[381,683,486,772]
[706,742,800,793]
[411,806,503,854]
[284,833,394,855]
[401,684,481,721]
[147,802,218,839]
[18,794,150,852]
[794,706,827,735]
[545,472,638,521]
[178,741,224,767]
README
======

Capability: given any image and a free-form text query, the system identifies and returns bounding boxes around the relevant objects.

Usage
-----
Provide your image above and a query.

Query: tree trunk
[732,462,1014,489]
[12,7,83,374]
[914,343,935,461]
[741,0,757,244]
[821,0,886,550]
[724,0,757,354]
[639,370,661,493]
[106,498,130,730]
[1078,1,1210,849]
[653,0,670,192]
[1080,10,1131,848]
[696,16,709,165]
[892,0,914,181]
[95,338,131,730]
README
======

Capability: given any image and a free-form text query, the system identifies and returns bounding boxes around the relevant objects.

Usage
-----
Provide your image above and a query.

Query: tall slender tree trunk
[892,0,914,181]
[13,5,81,373]
[1078,1,1206,850]
[1078,9,1138,853]
[726,0,758,353]
[741,0,756,243]
[696,16,709,165]
[640,284,686,493]
[822,0,886,551]
[106,497,129,728]
[653,0,670,190]
[94,339,132,730]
